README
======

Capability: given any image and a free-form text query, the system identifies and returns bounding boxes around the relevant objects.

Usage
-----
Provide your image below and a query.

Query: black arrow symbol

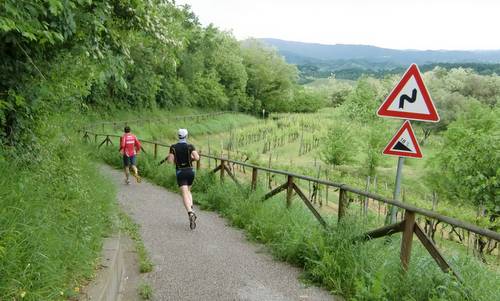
[399,88,417,109]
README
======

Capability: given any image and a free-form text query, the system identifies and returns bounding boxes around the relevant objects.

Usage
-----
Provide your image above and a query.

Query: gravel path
[101,165,337,301]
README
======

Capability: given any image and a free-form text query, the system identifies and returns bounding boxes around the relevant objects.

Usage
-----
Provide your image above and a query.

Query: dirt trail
[101,165,338,301]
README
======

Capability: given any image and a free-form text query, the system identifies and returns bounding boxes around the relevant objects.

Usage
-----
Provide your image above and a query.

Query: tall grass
[0,121,114,300]
[97,145,499,301]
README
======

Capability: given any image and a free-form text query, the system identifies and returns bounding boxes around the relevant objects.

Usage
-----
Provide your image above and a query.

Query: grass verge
[118,211,153,273]
[0,132,115,300]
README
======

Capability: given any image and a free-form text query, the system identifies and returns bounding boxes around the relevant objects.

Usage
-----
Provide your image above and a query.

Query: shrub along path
[101,165,337,301]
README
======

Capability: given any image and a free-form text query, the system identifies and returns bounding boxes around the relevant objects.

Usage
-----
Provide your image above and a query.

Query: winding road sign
[383,121,422,158]
[377,64,440,122]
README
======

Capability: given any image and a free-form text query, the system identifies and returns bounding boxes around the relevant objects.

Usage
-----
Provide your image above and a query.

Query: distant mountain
[259,38,500,81]
[260,38,500,66]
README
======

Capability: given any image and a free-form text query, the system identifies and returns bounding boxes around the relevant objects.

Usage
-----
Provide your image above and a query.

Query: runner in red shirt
[119,126,142,184]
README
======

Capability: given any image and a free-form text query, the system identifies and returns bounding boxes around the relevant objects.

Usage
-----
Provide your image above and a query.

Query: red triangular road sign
[377,64,440,122]
[383,121,422,158]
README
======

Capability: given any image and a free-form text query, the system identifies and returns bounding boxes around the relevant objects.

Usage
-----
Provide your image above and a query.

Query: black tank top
[169,143,195,169]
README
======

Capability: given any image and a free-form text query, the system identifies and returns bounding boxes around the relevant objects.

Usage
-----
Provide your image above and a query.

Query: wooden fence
[84,131,500,280]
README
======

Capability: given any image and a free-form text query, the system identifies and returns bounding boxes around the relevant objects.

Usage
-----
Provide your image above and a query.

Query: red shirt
[120,133,141,157]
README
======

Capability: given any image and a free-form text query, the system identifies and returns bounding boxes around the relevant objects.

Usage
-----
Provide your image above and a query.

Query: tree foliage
[426,102,499,211]
[321,122,355,166]
[340,76,388,122]
[241,39,299,113]
[416,67,500,138]
[290,87,326,113]
[364,121,388,177]
[0,1,311,146]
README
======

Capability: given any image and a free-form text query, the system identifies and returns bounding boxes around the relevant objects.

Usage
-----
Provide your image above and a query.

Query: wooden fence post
[220,159,225,183]
[364,176,371,216]
[286,176,294,208]
[338,188,347,222]
[251,167,258,191]
[154,143,158,159]
[196,158,201,170]
[207,144,211,169]
[267,153,272,189]
[401,210,416,272]
[325,169,329,206]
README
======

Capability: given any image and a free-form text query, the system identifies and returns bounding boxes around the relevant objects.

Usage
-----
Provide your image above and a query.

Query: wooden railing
[84,131,500,280]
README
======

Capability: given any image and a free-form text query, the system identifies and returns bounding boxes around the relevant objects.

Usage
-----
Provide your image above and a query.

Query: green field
[89,108,469,218]
[89,108,499,266]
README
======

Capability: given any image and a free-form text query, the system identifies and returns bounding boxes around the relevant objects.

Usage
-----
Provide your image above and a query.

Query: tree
[0,0,182,142]
[426,102,499,212]
[211,30,249,111]
[241,39,298,113]
[329,80,353,107]
[364,121,388,177]
[426,101,499,261]
[321,123,355,167]
[341,76,387,122]
[290,87,326,113]
[419,67,500,144]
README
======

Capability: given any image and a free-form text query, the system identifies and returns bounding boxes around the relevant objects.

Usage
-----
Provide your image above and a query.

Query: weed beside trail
[138,281,153,300]
[98,146,499,301]
[118,211,153,273]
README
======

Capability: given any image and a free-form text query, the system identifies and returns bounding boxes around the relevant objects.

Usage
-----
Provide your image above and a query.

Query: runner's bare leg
[188,185,193,210]
[128,164,141,182]
[180,185,193,212]
[131,165,139,177]
[124,166,130,181]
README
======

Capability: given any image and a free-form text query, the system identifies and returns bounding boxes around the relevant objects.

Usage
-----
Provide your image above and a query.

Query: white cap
[178,128,188,139]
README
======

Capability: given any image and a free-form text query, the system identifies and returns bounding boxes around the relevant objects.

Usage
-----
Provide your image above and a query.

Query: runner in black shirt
[165,129,200,229]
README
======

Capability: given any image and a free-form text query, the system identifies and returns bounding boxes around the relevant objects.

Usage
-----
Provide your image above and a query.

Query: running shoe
[188,212,197,230]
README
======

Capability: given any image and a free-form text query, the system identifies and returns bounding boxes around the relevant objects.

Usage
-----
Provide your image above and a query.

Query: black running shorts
[123,155,136,167]
[175,168,195,186]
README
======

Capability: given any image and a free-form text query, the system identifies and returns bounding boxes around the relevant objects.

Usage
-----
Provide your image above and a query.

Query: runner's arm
[166,145,175,164]
[134,136,141,153]
[191,150,200,161]
[119,136,124,153]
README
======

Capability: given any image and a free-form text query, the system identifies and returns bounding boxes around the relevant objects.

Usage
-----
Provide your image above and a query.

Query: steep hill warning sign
[383,121,422,158]
[377,64,440,122]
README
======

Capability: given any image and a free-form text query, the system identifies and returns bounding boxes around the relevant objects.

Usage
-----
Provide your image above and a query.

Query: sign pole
[389,156,404,223]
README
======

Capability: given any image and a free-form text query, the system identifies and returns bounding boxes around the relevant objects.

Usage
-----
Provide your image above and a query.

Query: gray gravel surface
[101,165,338,301]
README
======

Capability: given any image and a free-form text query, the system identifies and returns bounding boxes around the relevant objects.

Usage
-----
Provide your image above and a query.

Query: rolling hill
[261,38,500,66]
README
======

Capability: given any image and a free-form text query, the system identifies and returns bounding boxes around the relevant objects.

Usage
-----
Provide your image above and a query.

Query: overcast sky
[175,0,500,50]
